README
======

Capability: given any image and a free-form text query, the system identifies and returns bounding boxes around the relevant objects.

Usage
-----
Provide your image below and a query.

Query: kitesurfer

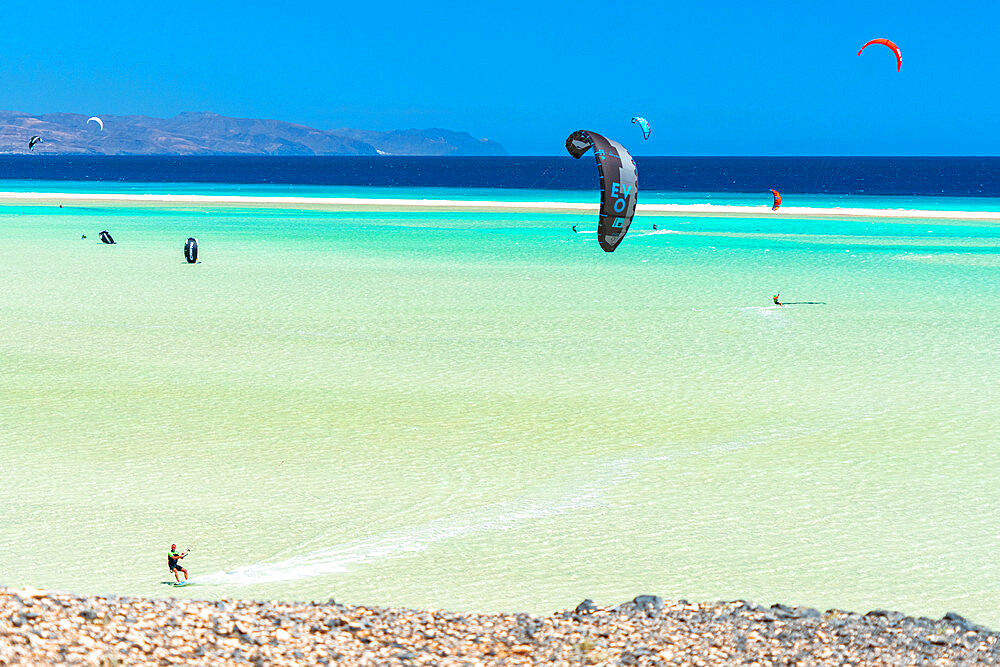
[773,293,784,307]
[167,544,189,583]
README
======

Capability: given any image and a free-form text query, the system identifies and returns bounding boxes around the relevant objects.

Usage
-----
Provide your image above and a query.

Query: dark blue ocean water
[1,156,1000,196]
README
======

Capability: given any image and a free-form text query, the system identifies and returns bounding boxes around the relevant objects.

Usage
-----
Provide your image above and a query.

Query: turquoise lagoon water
[1,186,998,626]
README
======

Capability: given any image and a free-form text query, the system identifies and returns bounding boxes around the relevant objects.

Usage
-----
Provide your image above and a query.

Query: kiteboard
[162,581,191,587]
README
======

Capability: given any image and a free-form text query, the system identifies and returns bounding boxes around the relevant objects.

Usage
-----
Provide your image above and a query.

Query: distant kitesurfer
[652,224,658,231]
[773,293,784,306]
[81,234,86,239]
[168,544,189,583]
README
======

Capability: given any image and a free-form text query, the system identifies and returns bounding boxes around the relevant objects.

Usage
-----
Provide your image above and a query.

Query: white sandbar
[1,190,1000,222]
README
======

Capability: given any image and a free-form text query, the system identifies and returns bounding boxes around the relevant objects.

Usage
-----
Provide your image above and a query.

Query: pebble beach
[2,588,997,665]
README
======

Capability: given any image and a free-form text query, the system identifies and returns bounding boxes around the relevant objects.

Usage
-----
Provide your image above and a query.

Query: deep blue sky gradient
[0,1,994,154]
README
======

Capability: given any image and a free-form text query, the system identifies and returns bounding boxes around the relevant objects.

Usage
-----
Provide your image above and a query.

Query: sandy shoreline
[2,588,997,666]
[3,190,1000,221]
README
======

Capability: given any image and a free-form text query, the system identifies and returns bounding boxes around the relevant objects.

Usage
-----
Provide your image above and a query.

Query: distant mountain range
[0,111,507,156]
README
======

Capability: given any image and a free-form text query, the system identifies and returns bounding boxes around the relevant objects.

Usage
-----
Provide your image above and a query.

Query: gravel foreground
[2,588,998,665]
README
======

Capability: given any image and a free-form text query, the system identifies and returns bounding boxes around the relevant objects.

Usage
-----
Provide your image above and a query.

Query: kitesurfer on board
[773,293,784,306]
[167,544,189,583]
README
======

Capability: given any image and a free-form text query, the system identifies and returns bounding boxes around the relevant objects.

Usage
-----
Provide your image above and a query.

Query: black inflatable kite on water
[565,130,638,252]
[184,237,198,263]
[99,230,115,244]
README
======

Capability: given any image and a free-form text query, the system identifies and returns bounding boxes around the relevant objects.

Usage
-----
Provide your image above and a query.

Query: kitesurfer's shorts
[169,562,184,571]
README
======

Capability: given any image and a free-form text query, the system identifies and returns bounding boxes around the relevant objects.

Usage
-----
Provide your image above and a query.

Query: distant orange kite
[770,189,781,211]
[858,38,902,71]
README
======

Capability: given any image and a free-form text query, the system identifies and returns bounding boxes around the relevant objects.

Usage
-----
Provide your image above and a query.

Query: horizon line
[4,154,1000,159]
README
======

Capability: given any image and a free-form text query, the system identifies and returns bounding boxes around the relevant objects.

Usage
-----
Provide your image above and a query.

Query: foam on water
[196,422,818,588]
[198,493,597,585]
[196,457,634,586]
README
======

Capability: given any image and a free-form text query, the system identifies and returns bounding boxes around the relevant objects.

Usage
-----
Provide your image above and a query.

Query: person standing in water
[773,293,784,306]
[168,544,189,583]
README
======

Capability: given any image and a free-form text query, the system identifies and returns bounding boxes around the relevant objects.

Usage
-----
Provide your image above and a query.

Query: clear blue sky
[0,1,995,154]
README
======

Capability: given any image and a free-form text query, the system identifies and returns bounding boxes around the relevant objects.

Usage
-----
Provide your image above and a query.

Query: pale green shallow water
[1,192,999,626]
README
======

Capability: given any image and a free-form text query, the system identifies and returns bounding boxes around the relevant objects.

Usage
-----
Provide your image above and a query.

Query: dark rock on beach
[616,594,665,617]
[1,587,997,665]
